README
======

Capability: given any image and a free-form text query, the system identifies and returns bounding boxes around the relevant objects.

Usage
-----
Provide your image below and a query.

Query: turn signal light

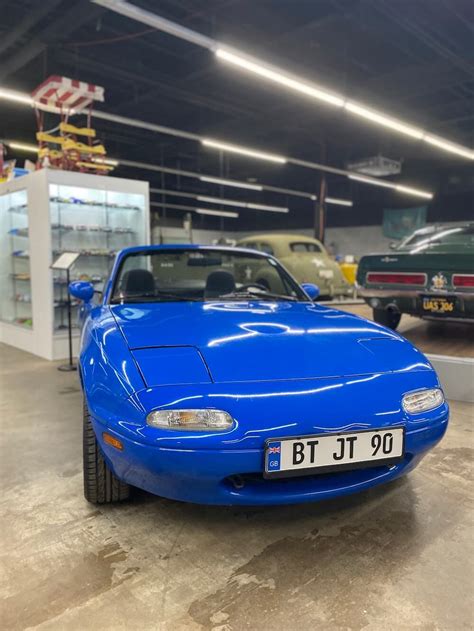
[367,272,426,285]
[402,388,444,414]
[452,274,474,288]
[147,409,234,431]
[103,432,124,451]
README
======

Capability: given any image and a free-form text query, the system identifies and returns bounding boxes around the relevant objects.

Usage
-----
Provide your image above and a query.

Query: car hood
[110,301,431,384]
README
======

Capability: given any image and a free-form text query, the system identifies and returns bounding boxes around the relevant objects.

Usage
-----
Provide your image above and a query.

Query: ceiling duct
[347,155,402,177]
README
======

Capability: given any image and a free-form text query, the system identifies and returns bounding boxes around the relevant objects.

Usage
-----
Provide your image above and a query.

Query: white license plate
[264,428,404,478]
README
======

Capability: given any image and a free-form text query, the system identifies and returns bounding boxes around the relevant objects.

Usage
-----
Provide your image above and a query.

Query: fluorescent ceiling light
[151,200,239,218]
[7,142,38,153]
[349,174,433,199]
[246,202,288,213]
[197,195,244,207]
[345,102,423,139]
[214,49,472,159]
[202,138,287,163]
[395,185,433,200]
[197,195,288,213]
[199,175,263,191]
[196,208,239,218]
[423,135,474,160]
[348,173,397,189]
[0,88,33,105]
[216,48,345,107]
[325,197,353,207]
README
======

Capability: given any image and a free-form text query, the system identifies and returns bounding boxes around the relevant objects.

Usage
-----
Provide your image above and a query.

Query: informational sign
[50,252,80,270]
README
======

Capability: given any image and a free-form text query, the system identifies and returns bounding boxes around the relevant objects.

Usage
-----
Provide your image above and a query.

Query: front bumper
[94,408,448,506]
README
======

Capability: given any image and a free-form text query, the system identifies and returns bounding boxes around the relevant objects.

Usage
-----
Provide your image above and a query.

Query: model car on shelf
[50,195,141,210]
[236,233,351,300]
[70,244,448,506]
[357,223,474,329]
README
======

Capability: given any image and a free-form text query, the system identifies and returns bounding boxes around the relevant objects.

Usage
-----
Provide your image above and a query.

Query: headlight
[146,409,234,431]
[402,388,444,414]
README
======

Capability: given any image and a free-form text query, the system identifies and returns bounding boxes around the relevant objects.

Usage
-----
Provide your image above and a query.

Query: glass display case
[0,169,149,360]
[49,184,146,333]
[0,189,33,328]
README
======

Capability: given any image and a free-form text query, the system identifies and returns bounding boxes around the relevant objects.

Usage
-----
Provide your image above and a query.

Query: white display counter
[0,169,149,360]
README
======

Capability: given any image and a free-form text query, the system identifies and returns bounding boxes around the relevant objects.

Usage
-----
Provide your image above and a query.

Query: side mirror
[389,242,397,250]
[69,281,94,303]
[301,283,320,300]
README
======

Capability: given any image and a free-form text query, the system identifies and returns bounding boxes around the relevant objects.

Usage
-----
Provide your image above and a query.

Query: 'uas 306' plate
[264,428,404,479]
[422,295,456,314]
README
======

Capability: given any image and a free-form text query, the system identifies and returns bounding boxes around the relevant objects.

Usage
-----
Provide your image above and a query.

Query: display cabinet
[0,169,149,360]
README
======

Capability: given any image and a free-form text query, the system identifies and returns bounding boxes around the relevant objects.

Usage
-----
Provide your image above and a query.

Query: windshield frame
[107,246,309,304]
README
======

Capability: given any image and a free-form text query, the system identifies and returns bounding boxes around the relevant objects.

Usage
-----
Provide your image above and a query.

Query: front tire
[83,400,130,504]
[372,308,402,330]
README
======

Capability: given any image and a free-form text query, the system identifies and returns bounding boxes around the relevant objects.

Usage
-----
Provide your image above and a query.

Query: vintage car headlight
[146,409,234,431]
[402,388,444,414]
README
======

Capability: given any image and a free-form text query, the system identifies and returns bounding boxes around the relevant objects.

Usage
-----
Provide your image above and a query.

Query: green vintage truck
[357,223,474,329]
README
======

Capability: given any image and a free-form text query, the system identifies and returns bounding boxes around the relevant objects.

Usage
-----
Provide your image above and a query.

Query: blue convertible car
[70,245,448,505]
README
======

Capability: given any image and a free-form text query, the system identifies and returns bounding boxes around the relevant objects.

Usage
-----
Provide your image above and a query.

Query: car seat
[205,270,235,298]
[121,269,155,297]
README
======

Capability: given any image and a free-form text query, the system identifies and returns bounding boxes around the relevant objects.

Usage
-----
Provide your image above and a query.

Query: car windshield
[396,225,474,253]
[395,227,438,250]
[110,248,308,303]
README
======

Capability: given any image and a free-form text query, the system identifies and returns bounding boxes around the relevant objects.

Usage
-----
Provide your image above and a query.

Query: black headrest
[121,269,155,296]
[205,270,235,298]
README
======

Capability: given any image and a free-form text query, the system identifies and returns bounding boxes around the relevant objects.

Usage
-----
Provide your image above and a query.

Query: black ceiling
[1,0,473,232]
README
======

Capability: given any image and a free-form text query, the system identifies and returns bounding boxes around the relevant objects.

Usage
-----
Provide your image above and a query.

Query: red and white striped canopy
[32,75,104,112]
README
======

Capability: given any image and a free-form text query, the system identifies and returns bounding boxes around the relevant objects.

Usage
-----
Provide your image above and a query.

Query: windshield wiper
[213,291,298,302]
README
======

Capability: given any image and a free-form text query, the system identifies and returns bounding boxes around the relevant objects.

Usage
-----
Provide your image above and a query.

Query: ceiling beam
[0,2,104,81]
[0,0,63,57]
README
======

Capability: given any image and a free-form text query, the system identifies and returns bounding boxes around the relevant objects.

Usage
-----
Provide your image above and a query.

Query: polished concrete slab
[1,343,473,631]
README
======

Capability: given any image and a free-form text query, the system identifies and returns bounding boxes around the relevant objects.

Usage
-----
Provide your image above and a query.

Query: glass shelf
[1,189,33,329]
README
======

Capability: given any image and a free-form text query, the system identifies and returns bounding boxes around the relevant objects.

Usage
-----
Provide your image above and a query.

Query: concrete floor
[334,301,474,358]
[1,343,473,631]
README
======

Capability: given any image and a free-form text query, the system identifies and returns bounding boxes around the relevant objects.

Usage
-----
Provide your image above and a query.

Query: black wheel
[83,399,130,504]
[372,308,402,330]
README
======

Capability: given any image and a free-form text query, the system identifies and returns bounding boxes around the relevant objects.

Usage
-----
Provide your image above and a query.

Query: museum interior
[0,1,473,629]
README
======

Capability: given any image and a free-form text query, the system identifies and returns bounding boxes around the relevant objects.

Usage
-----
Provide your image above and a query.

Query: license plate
[422,295,456,313]
[264,428,404,478]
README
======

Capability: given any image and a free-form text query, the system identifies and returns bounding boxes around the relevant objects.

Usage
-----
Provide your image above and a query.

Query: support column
[314,173,327,243]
